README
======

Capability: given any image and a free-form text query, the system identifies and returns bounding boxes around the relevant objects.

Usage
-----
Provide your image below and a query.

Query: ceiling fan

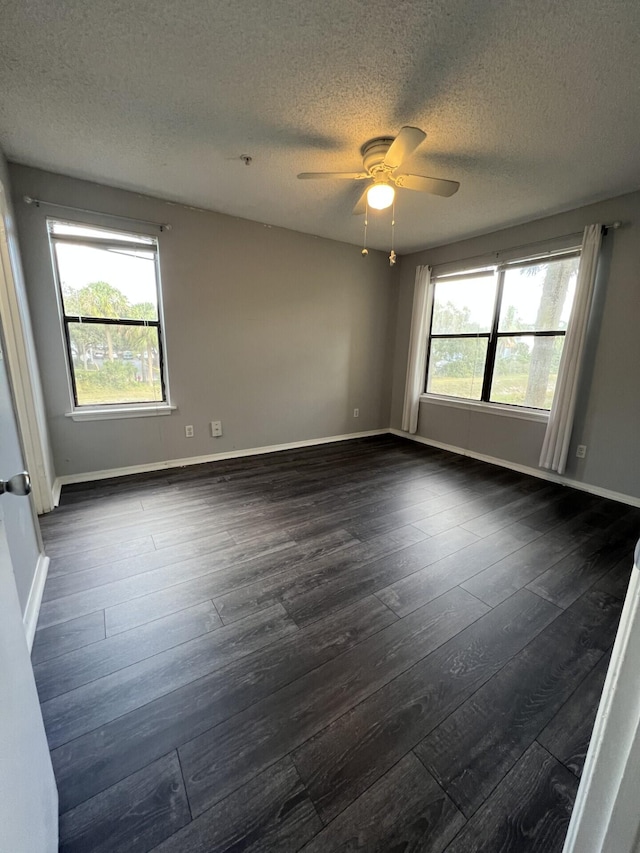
[297,126,460,214]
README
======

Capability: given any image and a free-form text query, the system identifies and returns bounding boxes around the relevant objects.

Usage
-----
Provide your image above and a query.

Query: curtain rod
[23,196,172,232]
[428,221,622,274]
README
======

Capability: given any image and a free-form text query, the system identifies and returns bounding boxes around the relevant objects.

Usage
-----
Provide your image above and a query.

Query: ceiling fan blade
[297,171,369,180]
[393,173,460,197]
[352,186,371,215]
[383,127,427,170]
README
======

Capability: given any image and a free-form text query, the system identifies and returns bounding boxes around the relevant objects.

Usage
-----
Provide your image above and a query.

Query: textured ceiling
[1,0,639,252]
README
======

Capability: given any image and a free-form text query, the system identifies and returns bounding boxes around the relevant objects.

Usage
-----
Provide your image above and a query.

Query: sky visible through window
[434,262,578,357]
[56,244,158,310]
[436,264,577,333]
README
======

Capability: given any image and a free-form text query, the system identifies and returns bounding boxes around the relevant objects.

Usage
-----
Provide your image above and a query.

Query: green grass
[430,373,556,409]
[75,381,163,406]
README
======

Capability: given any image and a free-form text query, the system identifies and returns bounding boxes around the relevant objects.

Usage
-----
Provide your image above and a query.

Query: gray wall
[391,191,640,500]
[10,165,397,477]
[12,162,638,500]
[0,152,42,613]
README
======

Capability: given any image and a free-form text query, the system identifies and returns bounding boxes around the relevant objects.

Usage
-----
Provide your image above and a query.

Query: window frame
[47,219,172,417]
[423,248,581,413]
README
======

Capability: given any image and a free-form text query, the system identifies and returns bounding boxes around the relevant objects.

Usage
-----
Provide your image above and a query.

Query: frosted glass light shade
[367,183,395,210]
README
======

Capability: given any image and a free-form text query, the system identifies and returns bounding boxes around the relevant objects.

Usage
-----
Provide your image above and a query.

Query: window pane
[431,275,497,334]
[68,323,163,406]
[499,256,579,332]
[426,338,488,401]
[56,243,158,321]
[490,335,565,409]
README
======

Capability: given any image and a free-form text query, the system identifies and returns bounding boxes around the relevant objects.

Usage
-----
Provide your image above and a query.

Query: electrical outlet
[576,444,587,458]
[211,420,222,437]
[185,425,194,438]
[353,408,359,418]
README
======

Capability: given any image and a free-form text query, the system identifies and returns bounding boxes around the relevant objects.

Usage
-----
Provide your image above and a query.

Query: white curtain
[539,224,602,474]
[401,265,432,434]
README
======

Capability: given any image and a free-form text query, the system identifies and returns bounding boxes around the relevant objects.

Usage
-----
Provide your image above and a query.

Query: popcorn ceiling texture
[0,0,639,252]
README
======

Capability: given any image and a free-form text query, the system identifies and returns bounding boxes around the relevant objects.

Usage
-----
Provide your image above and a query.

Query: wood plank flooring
[35,435,640,852]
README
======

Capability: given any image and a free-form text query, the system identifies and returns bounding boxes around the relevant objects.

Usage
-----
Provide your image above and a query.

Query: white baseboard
[55,429,389,487]
[24,552,49,652]
[390,428,640,508]
[52,425,640,508]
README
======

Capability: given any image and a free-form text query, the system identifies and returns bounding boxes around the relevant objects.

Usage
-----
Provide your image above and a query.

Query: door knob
[0,472,31,497]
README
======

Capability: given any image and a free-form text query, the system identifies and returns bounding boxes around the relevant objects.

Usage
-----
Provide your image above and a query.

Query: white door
[0,303,58,849]
[0,498,58,852]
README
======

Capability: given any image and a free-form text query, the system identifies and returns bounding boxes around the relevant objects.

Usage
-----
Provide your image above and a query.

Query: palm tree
[127,302,159,388]
[75,281,130,360]
[522,263,573,408]
[62,286,101,367]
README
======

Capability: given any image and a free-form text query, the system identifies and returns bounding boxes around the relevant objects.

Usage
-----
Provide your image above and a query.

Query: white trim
[55,429,389,486]
[389,428,640,508]
[51,478,62,507]
[65,403,176,422]
[420,394,549,423]
[48,215,174,431]
[23,552,49,652]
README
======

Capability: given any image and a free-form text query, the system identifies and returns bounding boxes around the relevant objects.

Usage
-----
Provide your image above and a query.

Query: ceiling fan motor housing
[361,137,395,176]
[296,127,459,211]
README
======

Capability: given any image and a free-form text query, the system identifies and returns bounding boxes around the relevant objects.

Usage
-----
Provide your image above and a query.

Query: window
[48,220,168,410]
[425,251,580,410]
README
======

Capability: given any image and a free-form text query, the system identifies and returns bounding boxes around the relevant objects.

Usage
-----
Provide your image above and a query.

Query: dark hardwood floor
[34,435,640,852]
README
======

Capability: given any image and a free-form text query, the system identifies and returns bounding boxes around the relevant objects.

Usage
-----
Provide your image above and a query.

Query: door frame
[0,178,56,514]
[563,542,640,852]
[0,176,51,646]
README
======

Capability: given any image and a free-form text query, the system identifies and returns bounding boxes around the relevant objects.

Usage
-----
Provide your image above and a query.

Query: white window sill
[65,404,176,422]
[419,394,549,423]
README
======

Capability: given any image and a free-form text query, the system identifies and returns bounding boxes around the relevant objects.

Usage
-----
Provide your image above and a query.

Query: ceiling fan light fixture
[367,183,395,210]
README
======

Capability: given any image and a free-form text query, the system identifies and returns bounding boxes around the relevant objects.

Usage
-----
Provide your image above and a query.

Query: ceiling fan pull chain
[361,203,369,256]
[389,200,397,266]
